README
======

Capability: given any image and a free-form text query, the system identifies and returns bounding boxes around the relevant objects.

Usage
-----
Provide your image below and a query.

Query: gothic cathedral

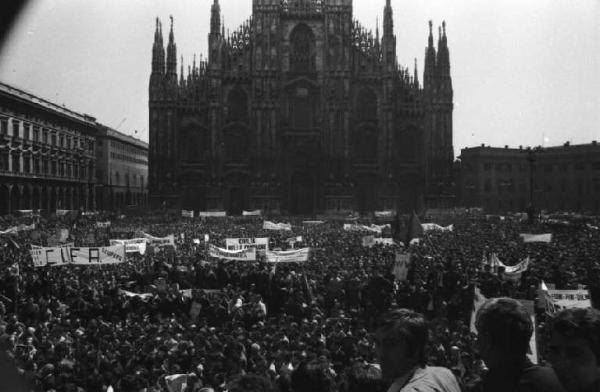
[148,0,453,215]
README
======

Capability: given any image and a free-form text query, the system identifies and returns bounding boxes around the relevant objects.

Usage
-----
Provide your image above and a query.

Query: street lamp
[525,146,543,223]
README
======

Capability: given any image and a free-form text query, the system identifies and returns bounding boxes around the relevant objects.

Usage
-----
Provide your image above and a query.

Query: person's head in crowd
[346,362,386,392]
[227,374,275,392]
[549,308,600,392]
[373,308,428,383]
[291,358,337,392]
[475,298,532,367]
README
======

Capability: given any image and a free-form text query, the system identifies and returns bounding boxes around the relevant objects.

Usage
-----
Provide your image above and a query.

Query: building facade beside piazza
[149,0,454,215]
[0,82,98,215]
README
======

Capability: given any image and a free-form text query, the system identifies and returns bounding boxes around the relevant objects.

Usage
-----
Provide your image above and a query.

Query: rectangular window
[33,126,39,142]
[60,135,65,148]
[0,117,7,134]
[11,119,20,137]
[42,130,48,144]
[51,134,56,146]
[23,123,30,140]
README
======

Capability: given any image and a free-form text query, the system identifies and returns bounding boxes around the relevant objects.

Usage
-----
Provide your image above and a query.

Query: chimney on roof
[592,140,597,146]
[481,143,485,147]
[564,141,570,147]
[505,145,508,149]
[519,145,522,150]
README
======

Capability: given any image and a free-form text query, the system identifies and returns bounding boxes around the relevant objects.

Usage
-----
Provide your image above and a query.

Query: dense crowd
[0,209,599,392]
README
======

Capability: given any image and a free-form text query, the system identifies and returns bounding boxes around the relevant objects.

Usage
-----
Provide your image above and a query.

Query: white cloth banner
[118,289,153,300]
[0,223,36,235]
[519,233,552,243]
[266,248,310,263]
[486,253,530,280]
[31,245,126,267]
[392,253,411,281]
[302,220,325,224]
[421,223,454,232]
[181,210,194,218]
[81,211,99,216]
[110,238,147,255]
[225,237,269,254]
[96,221,111,228]
[343,223,389,233]
[198,211,227,217]
[374,210,395,218]
[55,209,73,216]
[363,236,396,247]
[143,233,176,248]
[32,243,73,250]
[547,289,592,310]
[242,210,262,216]
[263,221,292,231]
[209,244,257,261]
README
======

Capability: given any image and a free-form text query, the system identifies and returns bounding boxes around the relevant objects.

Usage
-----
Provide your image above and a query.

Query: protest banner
[110,238,147,255]
[343,223,389,233]
[225,237,269,254]
[55,209,72,217]
[81,211,99,216]
[31,245,126,267]
[421,223,454,232]
[143,233,176,248]
[118,289,153,300]
[362,235,375,247]
[546,289,592,310]
[32,243,74,250]
[392,253,411,281]
[198,211,227,217]
[374,210,395,218]
[17,210,40,217]
[519,233,552,243]
[302,220,325,225]
[209,244,256,261]
[181,210,194,218]
[266,248,310,263]
[362,236,395,247]
[263,221,292,231]
[0,223,36,235]
[96,221,111,228]
[242,210,261,216]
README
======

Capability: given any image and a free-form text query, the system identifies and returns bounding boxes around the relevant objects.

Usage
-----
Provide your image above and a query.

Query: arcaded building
[0,82,97,215]
[458,142,600,214]
[94,125,149,211]
[149,0,454,215]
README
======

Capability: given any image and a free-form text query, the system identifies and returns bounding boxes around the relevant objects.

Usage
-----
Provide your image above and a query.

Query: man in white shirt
[374,308,461,392]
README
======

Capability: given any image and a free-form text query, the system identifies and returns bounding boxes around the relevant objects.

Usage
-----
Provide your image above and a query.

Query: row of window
[481,162,600,172]
[0,116,93,152]
[112,170,145,188]
[478,180,600,194]
[0,153,91,180]
[110,151,148,164]
[110,140,145,159]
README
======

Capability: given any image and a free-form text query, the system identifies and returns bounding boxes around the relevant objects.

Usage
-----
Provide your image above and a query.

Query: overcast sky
[0,0,598,157]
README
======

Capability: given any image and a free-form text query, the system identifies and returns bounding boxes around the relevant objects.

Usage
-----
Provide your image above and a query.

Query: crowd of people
[0,209,599,392]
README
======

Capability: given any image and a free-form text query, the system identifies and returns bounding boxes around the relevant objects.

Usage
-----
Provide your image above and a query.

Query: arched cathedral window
[290,24,316,73]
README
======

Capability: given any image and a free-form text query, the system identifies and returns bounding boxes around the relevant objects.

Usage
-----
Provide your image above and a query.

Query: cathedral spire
[382,0,396,69]
[423,20,437,92]
[436,20,452,93]
[180,56,184,86]
[211,0,221,36]
[151,17,165,75]
[414,58,419,88]
[166,15,178,81]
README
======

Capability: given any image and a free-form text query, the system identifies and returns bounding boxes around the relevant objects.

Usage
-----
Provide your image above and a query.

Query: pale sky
[0,0,599,157]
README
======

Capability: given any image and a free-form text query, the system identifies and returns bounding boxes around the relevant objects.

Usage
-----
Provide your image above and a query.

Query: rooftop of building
[96,124,148,150]
[461,141,600,155]
[0,81,96,126]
